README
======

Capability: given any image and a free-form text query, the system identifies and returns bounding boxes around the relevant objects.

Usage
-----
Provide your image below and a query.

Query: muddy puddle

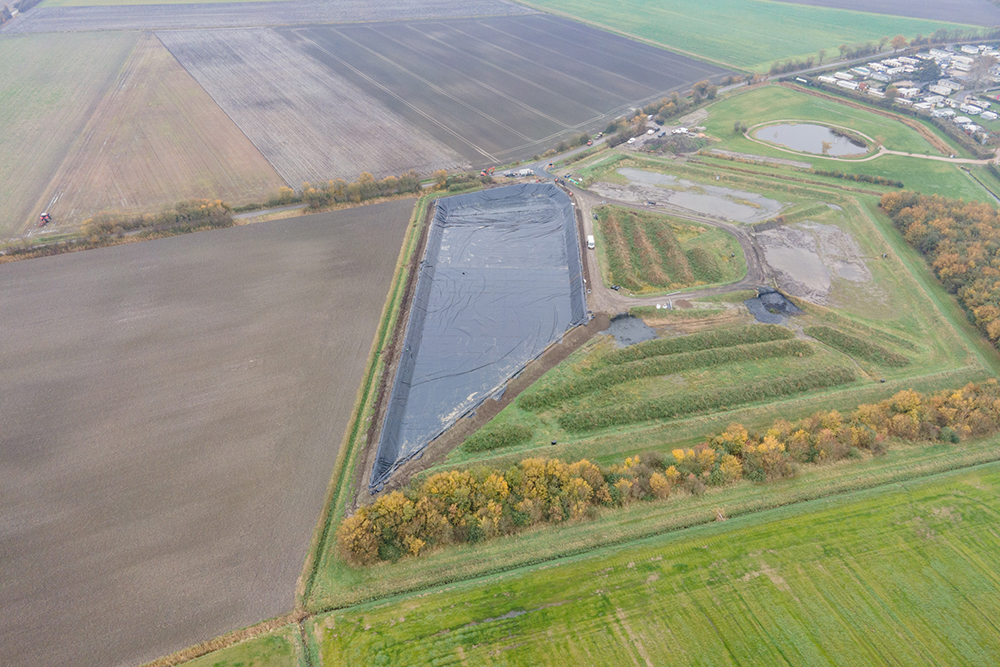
[591,168,784,223]
[754,123,868,157]
[602,314,657,347]
[757,221,873,305]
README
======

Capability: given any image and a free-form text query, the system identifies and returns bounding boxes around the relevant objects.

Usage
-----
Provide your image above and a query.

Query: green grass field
[0,32,138,237]
[314,462,1000,666]
[183,628,298,667]
[519,0,978,71]
[593,205,744,294]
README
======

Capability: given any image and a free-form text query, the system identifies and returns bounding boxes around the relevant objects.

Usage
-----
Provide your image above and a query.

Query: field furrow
[35,32,286,230]
[158,28,466,187]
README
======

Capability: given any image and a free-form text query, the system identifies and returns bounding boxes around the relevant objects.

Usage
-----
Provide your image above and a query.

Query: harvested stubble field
[0,32,136,237]
[315,463,1000,666]
[280,14,728,165]
[0,199,414,667]
[159,28,465,188]
[37,33,285,231]
[1,0,534,33]
[521,0,980,71]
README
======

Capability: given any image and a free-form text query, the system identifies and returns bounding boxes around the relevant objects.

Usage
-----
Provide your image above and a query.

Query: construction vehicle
[38,212,52,226]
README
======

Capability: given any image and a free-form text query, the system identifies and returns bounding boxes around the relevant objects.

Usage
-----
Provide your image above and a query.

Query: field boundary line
[404,21,604,118]
[326,26,533,142]
[290,29,499,162]
[154,31,291,188]
[306,443,1000,617]
[297,194,434,608]
[370,24,578,129]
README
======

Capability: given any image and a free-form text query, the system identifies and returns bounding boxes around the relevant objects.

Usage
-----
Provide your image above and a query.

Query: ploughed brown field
[39,32,286,231]
[0,199,414,667]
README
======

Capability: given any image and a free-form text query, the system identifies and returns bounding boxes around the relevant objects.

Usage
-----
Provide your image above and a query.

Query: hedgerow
[558,367,857,431]
[463,423,535,453]
[805,326,910,367]
[519,339,813,411]
[337,380,1000,565]
[605,324,793,365]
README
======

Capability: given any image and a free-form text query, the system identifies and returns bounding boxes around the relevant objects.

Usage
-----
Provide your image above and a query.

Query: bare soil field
[0,198,414,667]
[0,0,534,33]
[281,14,729,165]
[159,28,466,188]
[35,33,285,232]
[0,32,137,237]
[771,0,1000,25]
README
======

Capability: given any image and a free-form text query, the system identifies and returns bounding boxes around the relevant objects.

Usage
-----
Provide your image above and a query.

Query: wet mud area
[591,167,785,223]
[745,288,803,324]
[756,221,874,306]
[602,314,657,347]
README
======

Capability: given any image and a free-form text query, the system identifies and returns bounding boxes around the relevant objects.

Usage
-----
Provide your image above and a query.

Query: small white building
[915,52,936,61]
[923,95,945,105]
[897,87,920,98]
[851,66,871,77]
[914,102,934,111]
[837,80,860,91]
[885,67,905,76]
[960,45,980,55]
[954,116,972,125]
[982,110,999,121]
[898,56,920,65]
[834,71,854,80]
[868,89,885,98]
[818,75,838,84]
[871,73,891,83]
[868,62,888,72]
[960,104,983,115]
[932,108,956,119]
[895,98,914,106]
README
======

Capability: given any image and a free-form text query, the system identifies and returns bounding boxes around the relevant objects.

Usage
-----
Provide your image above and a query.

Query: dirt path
[568,184,772,314]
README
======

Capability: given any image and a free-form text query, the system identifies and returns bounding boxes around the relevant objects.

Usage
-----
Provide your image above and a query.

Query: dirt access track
[0,199,413,667]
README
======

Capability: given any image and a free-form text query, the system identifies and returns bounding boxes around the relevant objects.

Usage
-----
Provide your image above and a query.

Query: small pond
[754,123,868,157]
[602,314,657,347]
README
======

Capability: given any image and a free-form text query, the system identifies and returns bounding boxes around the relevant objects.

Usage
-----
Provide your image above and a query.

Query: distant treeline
[337,380,1000,564]
[811,169,903,187]
[81,199,233,238]
[882,191,1000,345]
[1,199,234,263]
[299,170,423,208]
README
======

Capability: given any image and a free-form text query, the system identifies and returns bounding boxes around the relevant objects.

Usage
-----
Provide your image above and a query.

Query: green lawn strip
[858,197,1000,378]
[705,86,950,155]
[298,195,431,606]
[443,365,988,471]
[308,442,1000,627]
[602,323,792,365]
[558,366,857,431]
[316,462,1000,666]
[180,626,299,667]
[520,339,812,411]
[804,325,910,367]
[516,0,977,72]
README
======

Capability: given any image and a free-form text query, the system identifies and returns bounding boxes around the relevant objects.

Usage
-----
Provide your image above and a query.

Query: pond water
[754,123,868,157]
[602,314,657,347]
[594,168,784,223]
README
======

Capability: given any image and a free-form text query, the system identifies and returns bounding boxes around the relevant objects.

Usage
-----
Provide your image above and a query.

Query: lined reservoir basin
[754,123,868,156]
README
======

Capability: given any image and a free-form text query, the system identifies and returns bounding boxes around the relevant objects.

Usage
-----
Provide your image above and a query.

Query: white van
[587,235,595,250]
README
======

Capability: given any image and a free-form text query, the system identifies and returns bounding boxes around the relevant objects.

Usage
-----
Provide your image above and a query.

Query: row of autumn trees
[297,170,423,208]
[881,191,1000,344]
[338,380,1000,565]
